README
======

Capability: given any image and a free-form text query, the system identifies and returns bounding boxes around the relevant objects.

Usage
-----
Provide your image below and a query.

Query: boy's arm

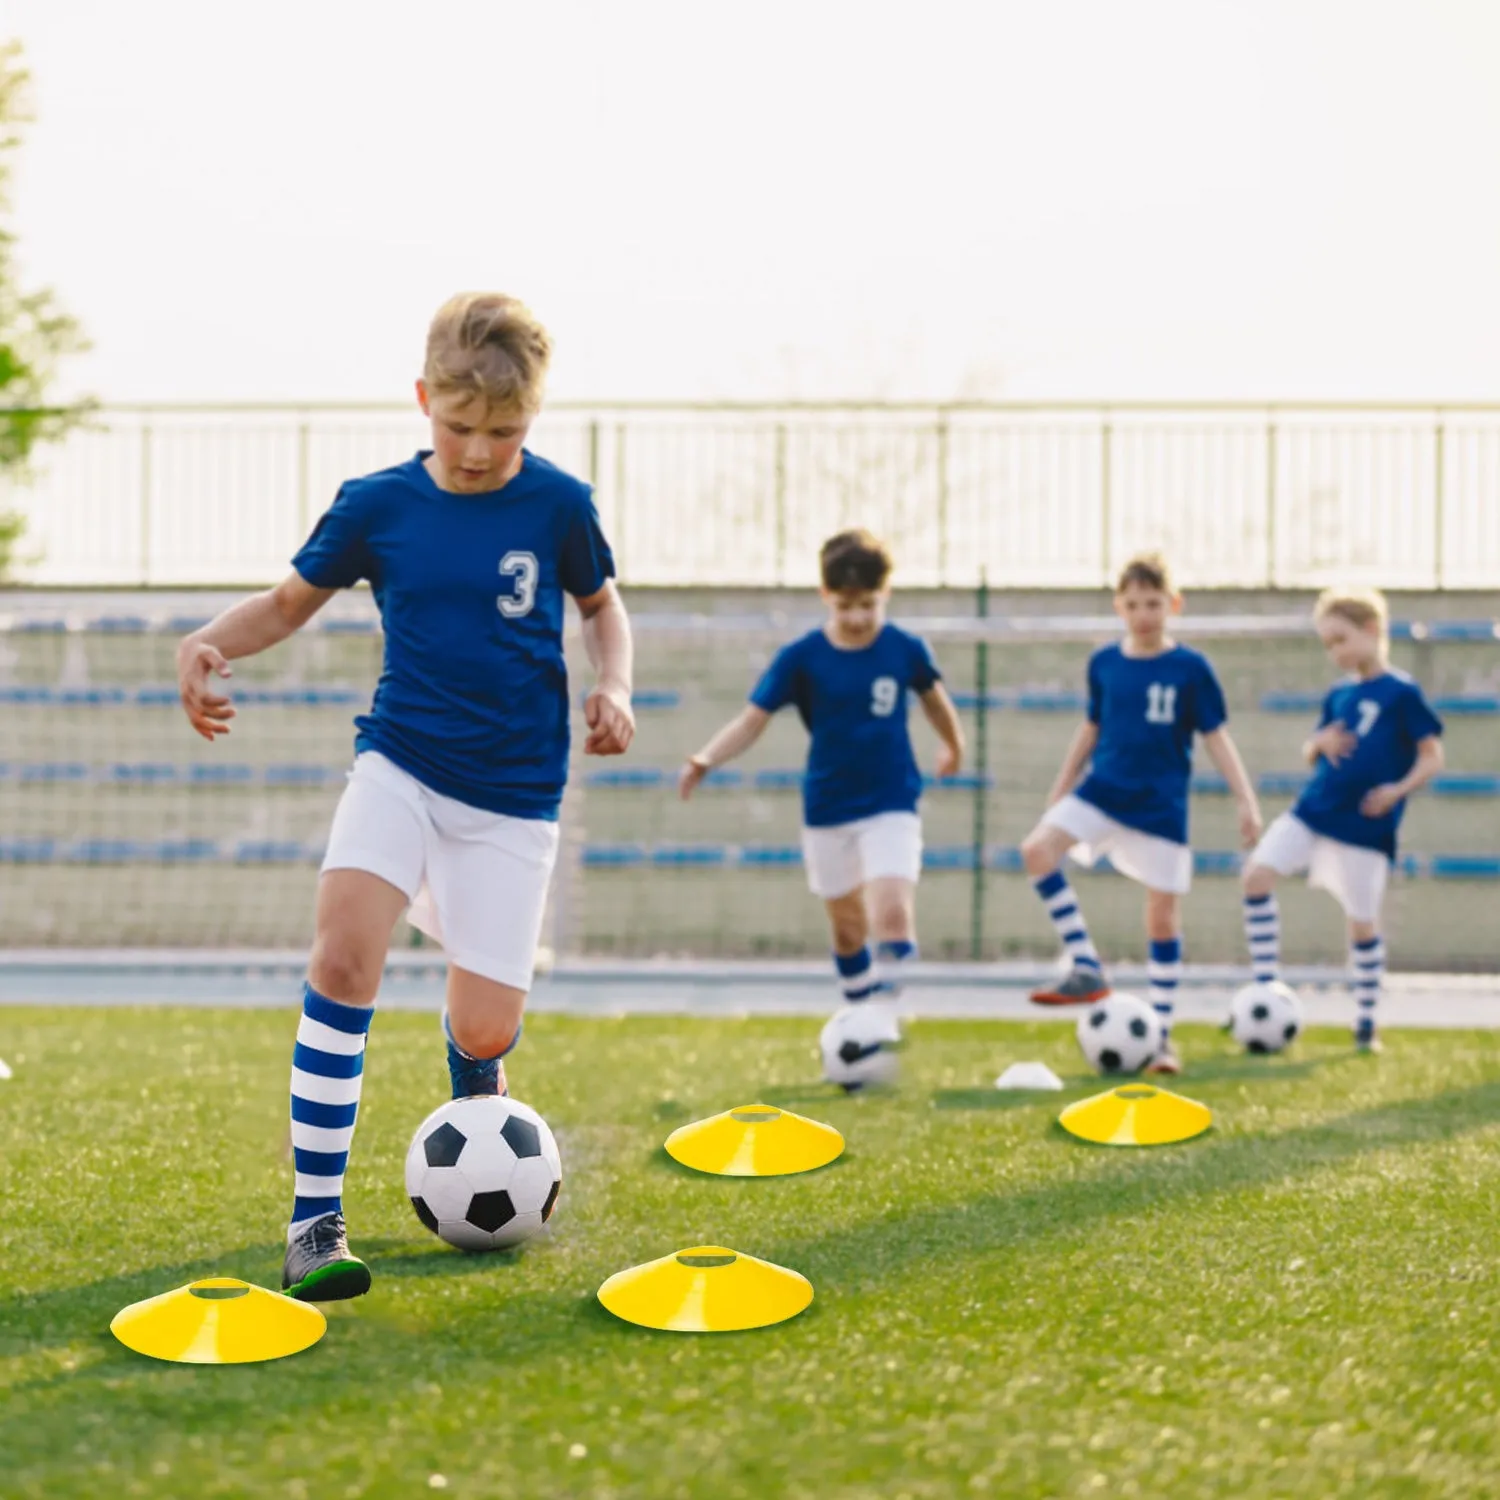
[1045,721,1099,806]
[1202,725,1264,848]
[679,706,772,799]
[917,682,965,777]
[176,573,336,741]
[1361,736,1445,817]
[575,580,635,757]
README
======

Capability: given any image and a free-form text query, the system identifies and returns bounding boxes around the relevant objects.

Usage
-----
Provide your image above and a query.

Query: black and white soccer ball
[1075,992,1164,1076]
[1230,981,1303,1054]
[405,1096,562,1252]
[819,1002,901,1091]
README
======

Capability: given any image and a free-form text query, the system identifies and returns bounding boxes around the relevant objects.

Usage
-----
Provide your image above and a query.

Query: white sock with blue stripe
[288,983,373,1237]
[1243,893,1281,983]
[834,946,885,1002]
[1148,936,1183,1037]
[1033,870,1102,974]
[1351,936,1385,1036]
[875,939,917,999]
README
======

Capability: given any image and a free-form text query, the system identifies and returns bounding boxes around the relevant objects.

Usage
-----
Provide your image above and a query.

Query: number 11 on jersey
[1145,683,1177,724]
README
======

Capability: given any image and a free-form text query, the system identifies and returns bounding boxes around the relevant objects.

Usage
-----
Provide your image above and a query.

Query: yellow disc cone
[598,1245,813,1332]
[664,1103,844,1177]
[110,1278,327,1364]
[1059,1085,1213,1146]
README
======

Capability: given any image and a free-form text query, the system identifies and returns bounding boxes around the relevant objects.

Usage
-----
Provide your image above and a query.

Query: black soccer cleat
[281,1211,372,1302]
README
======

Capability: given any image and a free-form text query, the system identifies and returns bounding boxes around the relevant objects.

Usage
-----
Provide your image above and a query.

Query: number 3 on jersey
[870,676,899,717]
[497,551,538,618]
[1145,683,1177,724]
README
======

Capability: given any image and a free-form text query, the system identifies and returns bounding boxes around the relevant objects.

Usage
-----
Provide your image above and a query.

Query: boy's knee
[450,1013,521,1061]
[1021,832,1059,878]
[1241,864,1277,899]
[309,938,382,1004]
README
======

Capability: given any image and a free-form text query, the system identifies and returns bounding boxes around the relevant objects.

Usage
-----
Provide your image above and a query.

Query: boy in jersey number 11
[176,294,634,1302]
[1021,552,1262,1075]
[679,529,966,1047]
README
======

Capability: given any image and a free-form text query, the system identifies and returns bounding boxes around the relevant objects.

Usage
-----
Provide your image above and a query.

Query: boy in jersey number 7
[1021,552,1262,1075]
[176,294,634,1302]
[679,530,965,1047]
[1241,587,1443,1052]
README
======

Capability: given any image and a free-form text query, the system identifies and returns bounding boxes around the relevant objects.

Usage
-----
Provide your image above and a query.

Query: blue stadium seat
[0,838,57,862]
[584,768,668,789]
[233,840,311,863]
[1428,856,1500,879]
[1432,773,1500,796]
[107,763,180,785]
[752,769,804,790]
[987,846,1027,872]
[582,844,648,868]
[1433,695,1499,715]
[264,765,342,786]
[738,846,802,866]
[650,845,728,867]
[1260,691,1324,713]
[187,764,256,785]
[22,763,89,783]
[1257,772,1311,796]
[1193,851,1242,875]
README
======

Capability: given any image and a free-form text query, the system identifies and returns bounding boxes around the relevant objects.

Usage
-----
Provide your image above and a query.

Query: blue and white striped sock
[1033,871,1102,974]
[834,946,885,1002]
[443,1009,517,1100]
[1243,893,1281,983]
[875,938,917,999]
[289,984,373,1235]
[1148,936,1183,1036]
[1351,936,1385,1033]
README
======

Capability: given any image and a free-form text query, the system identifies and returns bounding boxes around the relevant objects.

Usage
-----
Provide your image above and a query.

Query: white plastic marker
[995,1062,1063,1091]
[0,1057,12,1080]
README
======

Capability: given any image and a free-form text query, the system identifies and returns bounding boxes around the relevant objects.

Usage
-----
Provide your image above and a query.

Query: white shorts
[1042,794,1193,895]
[1250,812,1389,924]
[321,751,560,991]
[801,811,923,899]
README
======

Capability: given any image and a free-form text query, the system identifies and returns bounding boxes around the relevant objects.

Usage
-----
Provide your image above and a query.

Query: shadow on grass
[930,1087,1084,1112]
[764,1076,1500,1287]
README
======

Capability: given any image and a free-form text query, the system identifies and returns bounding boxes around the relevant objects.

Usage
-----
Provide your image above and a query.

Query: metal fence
[3,402,1499,588]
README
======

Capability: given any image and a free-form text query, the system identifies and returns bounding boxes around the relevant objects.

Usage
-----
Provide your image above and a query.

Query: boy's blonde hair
[820,528,894,593]
[424,293,552,414]
[1314,585,1389,635]
[1115,550,1175,596]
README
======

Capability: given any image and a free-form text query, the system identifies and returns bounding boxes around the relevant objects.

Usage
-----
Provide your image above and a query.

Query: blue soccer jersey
[292,451,615,820]
[1292,670,1444,859]
[1074,642,1228,844]
[750,624,941,828]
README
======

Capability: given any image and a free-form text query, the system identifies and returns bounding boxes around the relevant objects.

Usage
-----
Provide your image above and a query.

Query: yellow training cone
[1059,1084,1213,1147]
[110,1278,327,1364]
[598,1245,813,1332]
[664,1103,844,1177]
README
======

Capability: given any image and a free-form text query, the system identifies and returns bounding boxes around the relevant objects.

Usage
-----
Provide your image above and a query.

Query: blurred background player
[175,293,635,1301]
[1241,587,1444,1053]
[1020,551,1262,1074]
[677,528,965,1044]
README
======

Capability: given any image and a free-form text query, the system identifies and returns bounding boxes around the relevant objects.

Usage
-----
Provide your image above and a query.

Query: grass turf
[2,1008,1498,1499]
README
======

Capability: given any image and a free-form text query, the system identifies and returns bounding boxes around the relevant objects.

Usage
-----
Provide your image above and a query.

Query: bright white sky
[4,0,1500,403]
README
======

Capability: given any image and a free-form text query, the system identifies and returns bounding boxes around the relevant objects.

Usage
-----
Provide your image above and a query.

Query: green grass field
[3,1007,1499,1499]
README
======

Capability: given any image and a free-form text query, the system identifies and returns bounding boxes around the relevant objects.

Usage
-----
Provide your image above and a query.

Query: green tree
[0,39,92,580]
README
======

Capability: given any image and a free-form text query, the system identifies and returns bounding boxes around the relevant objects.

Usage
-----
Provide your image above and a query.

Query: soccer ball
[819,1002,900,1091]
[1076,992,1164,1076]
[1230,981,1303,1054]
[405,1096,562,1252]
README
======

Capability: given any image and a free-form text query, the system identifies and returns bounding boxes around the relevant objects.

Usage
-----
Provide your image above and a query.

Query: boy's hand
[177,641,236,741]
[1310,723,1358,765]
[935,742,962,779]
[1236,798,1264,850]
[678,758,709,800]
[1360,783,1403,818]
[584,683,634,756]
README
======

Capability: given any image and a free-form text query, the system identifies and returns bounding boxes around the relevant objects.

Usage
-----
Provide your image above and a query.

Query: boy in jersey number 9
[175,294,634,1302]
[679,530,965,1052]
[1020,552,1262,1075]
